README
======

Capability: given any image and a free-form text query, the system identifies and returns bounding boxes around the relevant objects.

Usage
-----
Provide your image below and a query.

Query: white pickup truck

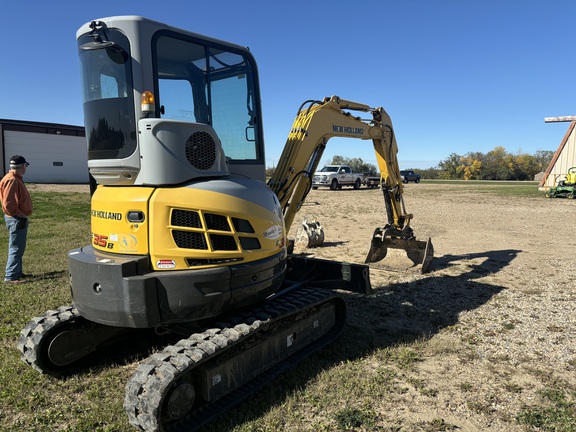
[312,164,364,190]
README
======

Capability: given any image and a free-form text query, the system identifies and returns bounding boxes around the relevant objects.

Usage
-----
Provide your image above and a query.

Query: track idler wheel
[163,379,196,423]
[365,227,433,273]
[295,216,325,248]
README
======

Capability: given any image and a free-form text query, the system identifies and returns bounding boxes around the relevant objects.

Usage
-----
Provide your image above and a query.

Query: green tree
[458,155,482,180]
[438,153,462,179]
[437,147,554,180]
[511,153,540,180]
[418,167,442,179]
[329,155,378,175]
[482,146,512,180]
[534,150,554,171]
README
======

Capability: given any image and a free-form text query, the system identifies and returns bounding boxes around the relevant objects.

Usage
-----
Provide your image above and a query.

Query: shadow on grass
[22,270,67,282]
[202,248,518,431]
[24,249,518,430]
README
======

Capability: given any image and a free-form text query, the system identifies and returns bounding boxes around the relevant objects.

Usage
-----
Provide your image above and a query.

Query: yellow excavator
[18,16,433,432]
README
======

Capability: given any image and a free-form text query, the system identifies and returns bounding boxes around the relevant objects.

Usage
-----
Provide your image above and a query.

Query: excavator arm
[268,96,433,272]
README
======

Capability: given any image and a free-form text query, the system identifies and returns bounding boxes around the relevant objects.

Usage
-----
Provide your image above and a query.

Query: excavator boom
[268,96,433,272]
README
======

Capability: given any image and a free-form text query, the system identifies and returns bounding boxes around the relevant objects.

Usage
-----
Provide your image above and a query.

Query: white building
[0,119,88,184]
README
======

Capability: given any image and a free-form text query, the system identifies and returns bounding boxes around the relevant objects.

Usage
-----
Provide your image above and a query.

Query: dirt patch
[27,183,90,193]
[288,184,575,430]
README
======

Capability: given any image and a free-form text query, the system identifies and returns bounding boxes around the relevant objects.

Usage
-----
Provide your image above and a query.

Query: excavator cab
[77,17,265,186]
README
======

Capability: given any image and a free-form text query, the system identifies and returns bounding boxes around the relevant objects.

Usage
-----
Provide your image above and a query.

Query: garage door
[4,131,89,183]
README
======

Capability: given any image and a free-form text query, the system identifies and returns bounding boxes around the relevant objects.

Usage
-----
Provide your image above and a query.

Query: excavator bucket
[365,227,433,273]
[295,217,325,249]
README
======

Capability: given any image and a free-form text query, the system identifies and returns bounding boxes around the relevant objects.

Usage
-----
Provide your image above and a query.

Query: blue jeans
[4,215,28,281]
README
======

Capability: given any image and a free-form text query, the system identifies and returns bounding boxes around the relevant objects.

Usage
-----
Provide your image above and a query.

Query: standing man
[0,155,32,283]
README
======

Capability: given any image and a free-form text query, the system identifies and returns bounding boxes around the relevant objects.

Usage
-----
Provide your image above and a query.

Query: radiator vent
[232,217,255,233]
[186,257,243,266]
[209,234,238,251]
[171,209,202,228]
[170,209,261,255]
[205,213,231,231]
[173,230,208,250]
[239,237,261,250]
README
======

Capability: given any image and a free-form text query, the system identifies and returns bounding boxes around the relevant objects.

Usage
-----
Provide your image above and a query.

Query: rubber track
[124,287,346,432]
[17,305,83,375]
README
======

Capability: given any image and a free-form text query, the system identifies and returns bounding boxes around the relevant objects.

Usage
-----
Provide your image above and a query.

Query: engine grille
[186,257,243,266]
[185,131,217,171]
[170,209,261,257]
[239,237,261,250]
[232,217,255,233]
[171,209,202,228]
[173,230,208,249]
[209,234,238,251]
[205,213,230,231]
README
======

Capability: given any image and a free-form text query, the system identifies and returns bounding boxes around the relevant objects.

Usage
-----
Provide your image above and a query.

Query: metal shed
[539,117,576,191]
[0,119,88,184]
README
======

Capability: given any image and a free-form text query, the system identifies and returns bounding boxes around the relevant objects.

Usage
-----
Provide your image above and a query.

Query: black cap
[9,155,29,167]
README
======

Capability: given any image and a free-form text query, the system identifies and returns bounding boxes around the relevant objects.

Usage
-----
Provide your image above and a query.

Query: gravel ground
[289,183,575,430]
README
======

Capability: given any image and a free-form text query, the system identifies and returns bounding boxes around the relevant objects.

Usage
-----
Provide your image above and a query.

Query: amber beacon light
[141,91,155,114]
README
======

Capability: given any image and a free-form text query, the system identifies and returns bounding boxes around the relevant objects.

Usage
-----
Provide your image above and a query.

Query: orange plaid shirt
[0,171,32,217]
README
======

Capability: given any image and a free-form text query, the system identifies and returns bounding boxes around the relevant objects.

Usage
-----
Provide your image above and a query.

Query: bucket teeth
[365,227,433,273]
[295,217,325,248]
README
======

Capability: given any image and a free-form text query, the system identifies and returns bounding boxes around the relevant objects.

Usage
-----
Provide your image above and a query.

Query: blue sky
[2,1,575,169]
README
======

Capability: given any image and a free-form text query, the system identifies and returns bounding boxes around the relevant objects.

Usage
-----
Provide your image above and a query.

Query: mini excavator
[18,16,433,431]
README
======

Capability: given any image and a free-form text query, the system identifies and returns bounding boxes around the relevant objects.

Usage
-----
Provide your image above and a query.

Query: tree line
[266,148,554,181]
[433,147,553,180]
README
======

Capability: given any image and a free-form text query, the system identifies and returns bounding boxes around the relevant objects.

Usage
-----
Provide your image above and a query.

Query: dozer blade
[365,227,433,273]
